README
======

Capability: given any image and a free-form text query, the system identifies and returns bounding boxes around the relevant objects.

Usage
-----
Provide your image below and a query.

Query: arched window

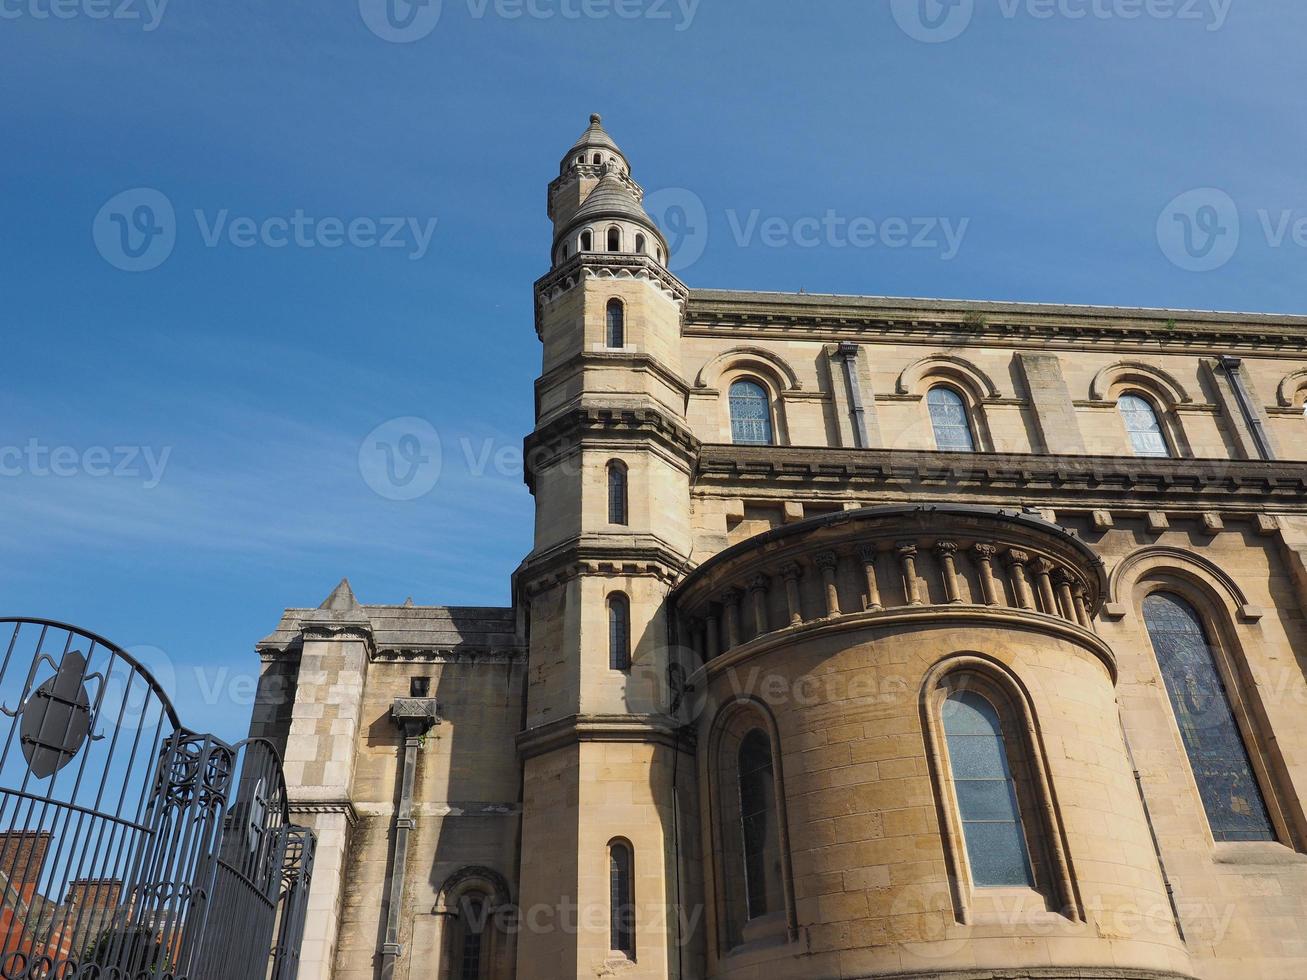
[608,594,631,671]
[635,233,646,254]
[580,229,593,252]
[942,690,1035,887]
[609,841,635,959]
[739,730,784,920]
[593,152,602,165]
[607,227,621,252]
[1118,393,1171,457]
[607,461,628,526]
[605,299,625,349]
[1142,593,1275,841]
[927,386,976,452]
[729,380,773,446]
[449,893,489,980]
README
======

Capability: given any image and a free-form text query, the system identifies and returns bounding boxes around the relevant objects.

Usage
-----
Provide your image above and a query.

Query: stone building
[250,116,1307,980]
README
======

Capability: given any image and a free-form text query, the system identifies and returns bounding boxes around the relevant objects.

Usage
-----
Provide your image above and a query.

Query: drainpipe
[837,342,870,449]
[1219,356,1275,461]
[380,697,440,980]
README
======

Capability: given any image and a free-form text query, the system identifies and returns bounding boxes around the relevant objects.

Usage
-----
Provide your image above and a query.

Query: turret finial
[590,113,602,125]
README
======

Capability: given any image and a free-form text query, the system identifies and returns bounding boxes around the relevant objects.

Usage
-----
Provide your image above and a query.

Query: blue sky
[1,0,1303,742]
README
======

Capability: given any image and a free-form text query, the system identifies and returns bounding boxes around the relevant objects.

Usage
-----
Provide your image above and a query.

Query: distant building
[251,116,1307,980]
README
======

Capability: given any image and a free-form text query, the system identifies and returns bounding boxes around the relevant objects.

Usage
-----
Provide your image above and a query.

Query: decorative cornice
[515,540,692,597]
[516,713,694,760]
[535,254,688,336]
[535,349,691,404]
[694,445,1307,511]
[371,647,525,665]
[684,289,1307,355]
[524,404,701,491]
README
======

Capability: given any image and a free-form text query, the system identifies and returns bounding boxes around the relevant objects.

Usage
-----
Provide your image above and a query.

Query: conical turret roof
[570,169,654,226]
[562,113,628,172]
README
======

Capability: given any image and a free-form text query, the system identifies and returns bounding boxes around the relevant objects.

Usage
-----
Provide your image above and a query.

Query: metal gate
[0,618,315,979]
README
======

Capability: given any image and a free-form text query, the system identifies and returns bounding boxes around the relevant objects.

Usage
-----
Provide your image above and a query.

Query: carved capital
[779,561,803,583]
[934,541,958,558]
[1006,549,1030,567]
[814,550,839,572]
[895,542,919,559]
[1032,557,1057,576]
[856,544,879,565]
[748,574,771,594]
[972,543,997,561]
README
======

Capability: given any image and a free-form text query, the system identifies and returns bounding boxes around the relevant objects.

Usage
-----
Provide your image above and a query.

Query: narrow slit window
[738,730,783,919]
[581,230,593,252]
[608,594,631,671]
[606,299,625,349]
[942,690,1035,888]
[607,227,621,252]
[927,386,976,452]
[1143,593,1274,841]
[609,842,635,958]
[607,462,628,526]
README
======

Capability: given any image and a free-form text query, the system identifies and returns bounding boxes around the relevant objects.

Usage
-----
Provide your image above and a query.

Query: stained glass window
[1143,593,1275,842]
[729,380,773,446]
[1118,394,1171,457]
[606,299,625,348]
[739,730,783,919]
[607,462,628,526]
[942,690,1035,888]
[608,594,631,671]
[927,387,976,452]
[609,842,635,957]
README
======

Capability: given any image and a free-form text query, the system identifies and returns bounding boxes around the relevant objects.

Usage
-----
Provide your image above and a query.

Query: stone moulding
[515,713,694,760]
[672,504,1110,674]
[694,445,1307,508]
[534,253,688,335]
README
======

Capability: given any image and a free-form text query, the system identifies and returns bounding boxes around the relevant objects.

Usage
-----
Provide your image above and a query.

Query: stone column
[897,543,922,606]
[972,543,1000,606]
[816,551,841,617]
[722,588,743,649]
[1032,558,1059,615]
[1006,550,1035,610]
[749,575,771,637]
[935,541,962,604]
[780,562,804,625]
[857,545,883,612]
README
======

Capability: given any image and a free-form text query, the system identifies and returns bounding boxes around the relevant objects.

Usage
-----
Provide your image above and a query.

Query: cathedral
[249,116,1307,980]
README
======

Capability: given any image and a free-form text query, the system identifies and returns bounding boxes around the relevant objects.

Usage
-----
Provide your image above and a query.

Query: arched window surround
[606,459,628,526]
[921,656,1081,924]
[1123,569,1304,851]
[702,699,796,955]
[1089,363,1193,457]
[580,229,593,253]
[607,838,636,960]
[695,347,800,446]
[434,866,513,980]
[896,355,999,452]
[607,226,622,252]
